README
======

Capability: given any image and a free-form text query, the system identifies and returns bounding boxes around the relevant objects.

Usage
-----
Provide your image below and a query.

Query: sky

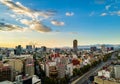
[0,0,120,48]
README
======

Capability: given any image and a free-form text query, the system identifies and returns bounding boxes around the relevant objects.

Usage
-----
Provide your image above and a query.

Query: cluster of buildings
[0,54,40,84]
[0,40,116,84]
[94,54,120,84]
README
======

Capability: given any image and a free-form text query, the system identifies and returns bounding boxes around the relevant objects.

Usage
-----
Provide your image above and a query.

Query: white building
[83,59,90,65]
[98,71,103,76]
[98,70,111,78]
[45,62,57,77]
[32,75,41,84]
[66,63,73,77]
[104,71,111,78]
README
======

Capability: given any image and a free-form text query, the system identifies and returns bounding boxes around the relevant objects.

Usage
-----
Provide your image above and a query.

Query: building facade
[73,40,78,52]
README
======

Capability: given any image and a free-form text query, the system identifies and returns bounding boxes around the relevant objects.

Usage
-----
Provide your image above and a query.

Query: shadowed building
[0,63,13,82]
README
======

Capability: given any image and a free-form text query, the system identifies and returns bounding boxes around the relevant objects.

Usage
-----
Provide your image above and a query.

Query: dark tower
[73,39,78,52]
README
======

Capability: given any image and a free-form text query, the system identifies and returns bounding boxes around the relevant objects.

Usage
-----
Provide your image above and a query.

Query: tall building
[90,46,97,52]
[14,45,23,55]
[114,65,120,79]
[26,45,33,54]
[41,46,46,52]
[26,45,32,51]
[73,40,78,52]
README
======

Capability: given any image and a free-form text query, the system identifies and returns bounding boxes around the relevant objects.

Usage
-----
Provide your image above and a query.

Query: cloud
[0,22,23,31]
[0,0,55,19]
[105,10,120,16]
[105,5,111,10]
[20,19,31,25]
[66,12,74,16]
[10,14,16,18]
[0,0,54,33]
[51,20,64,26]
[116,11,120,16]
[109,11,120,16]
[100,13,107,16]
[30,21,52,32]
[20,19,51,32]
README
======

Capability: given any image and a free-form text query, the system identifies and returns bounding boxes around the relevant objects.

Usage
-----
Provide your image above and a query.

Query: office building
[90,46,97,52]
[14,45,23,55]
[26,45,32,51]
[41,46,46,52]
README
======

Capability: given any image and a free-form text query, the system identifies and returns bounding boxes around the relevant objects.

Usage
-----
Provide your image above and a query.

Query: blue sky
[0,0,120,48]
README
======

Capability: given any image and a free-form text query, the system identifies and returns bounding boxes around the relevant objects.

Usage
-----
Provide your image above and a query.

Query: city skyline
[0,0,120,48]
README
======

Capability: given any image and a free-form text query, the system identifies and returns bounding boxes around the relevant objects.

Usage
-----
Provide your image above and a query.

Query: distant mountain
[78,44,120,49]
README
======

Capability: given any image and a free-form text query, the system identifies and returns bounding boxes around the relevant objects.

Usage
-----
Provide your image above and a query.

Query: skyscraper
[73,40,78,52]
[26,45,32,51]
[14,45,23,55]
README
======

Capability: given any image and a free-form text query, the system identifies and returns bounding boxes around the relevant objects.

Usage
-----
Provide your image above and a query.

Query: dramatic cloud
[100,13,107,16]
[0,0,54,19]
[0,22,23,31]
[20,19,31,25]
[66,12,74,16]
[0,0,54,32]
[30,21,51,32]
[20,19,51,32]
[51,20,64,26]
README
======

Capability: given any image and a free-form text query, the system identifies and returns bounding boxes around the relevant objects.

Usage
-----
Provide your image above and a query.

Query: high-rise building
[26,45,32,51]
[41,46,46,52]
[26,45,33,54]
[90,46,97,52]
[73,40,78,51]
[14,45,23,55]
[114,65,120,79]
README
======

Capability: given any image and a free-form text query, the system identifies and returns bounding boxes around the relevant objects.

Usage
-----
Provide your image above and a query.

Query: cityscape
[0,0,120,84]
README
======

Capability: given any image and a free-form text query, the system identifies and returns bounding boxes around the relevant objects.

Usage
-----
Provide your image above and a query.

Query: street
[71,53,114,84]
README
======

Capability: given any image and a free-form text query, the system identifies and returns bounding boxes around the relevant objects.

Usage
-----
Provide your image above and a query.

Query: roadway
[71,53,115,84]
